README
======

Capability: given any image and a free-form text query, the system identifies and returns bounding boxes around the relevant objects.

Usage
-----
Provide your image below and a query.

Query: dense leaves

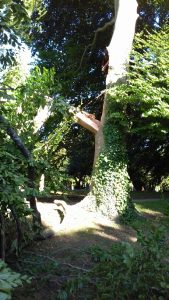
[121,25,169,189]
[0,0,29,68]
[0,260,30,300]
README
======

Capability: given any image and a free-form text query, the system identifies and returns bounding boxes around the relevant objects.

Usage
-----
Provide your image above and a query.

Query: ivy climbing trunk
[92,0,138,220]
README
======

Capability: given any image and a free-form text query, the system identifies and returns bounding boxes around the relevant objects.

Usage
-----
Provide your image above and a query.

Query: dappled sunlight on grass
[135,199,169,215]
[131,199,169,231]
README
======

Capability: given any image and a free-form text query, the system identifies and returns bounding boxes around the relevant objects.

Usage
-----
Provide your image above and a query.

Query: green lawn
[135,198,169,215]
[131,199,169,231]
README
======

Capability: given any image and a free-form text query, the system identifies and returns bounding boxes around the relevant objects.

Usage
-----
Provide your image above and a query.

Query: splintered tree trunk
[91,0,138,221]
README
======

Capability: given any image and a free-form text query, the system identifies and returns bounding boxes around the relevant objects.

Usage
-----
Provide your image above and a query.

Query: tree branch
[0,114,30,159]
[75,111,101,134]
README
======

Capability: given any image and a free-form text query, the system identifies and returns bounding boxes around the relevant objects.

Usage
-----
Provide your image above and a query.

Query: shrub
[159,176,169,192]
[0,260,31,300]
[58,227,169,300]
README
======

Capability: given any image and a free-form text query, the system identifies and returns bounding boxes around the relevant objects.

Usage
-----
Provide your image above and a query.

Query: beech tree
[75,0,138,221]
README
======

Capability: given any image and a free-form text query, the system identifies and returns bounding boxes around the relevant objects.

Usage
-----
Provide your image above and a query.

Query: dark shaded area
[127,134,169,191]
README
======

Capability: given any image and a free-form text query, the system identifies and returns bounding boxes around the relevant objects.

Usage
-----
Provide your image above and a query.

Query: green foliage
[2,66,71,194]
[113,25,169,138]
[0,142,33,254]
[0,146,31,217]
[0,0,29,68]
[58,227,169,300]
[159,176,169,192]
[0,259,30,300]
[128,25,169,189]
[34,117,72,192]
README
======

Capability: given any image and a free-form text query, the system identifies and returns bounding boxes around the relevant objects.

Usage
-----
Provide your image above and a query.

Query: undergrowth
[58,226,169,300]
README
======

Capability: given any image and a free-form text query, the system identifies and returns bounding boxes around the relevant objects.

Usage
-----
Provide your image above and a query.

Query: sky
[19,44,35,74]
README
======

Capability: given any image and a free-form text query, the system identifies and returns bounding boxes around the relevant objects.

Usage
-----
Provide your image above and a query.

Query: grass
[135,198,169,215]
[131,198,169,231]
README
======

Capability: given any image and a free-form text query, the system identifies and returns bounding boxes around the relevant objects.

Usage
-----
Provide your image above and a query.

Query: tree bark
[75,0,138,220]
[91,0,138,221]
[94,0,138,161]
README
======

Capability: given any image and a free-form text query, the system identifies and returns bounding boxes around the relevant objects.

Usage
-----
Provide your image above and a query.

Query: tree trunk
[91,0,138,221]
[0,212,5,260]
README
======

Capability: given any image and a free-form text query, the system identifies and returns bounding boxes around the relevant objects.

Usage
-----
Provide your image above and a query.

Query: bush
[0,146,32,256]
[58,227,169,300]
[0,260,31,300]
[159,176,169,192]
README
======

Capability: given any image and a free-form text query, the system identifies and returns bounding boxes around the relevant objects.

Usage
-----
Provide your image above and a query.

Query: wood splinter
[75,111,101,134]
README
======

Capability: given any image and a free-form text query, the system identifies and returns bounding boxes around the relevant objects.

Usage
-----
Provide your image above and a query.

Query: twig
[0,212,6,260]
[18,259,44,265]
[95,89,106,99]
[23,251,90,272]
[62,263,90,272]
[23,250,57,263]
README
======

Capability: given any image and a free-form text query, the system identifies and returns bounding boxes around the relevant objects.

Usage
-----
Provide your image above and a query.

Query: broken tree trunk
[76,0,138,221]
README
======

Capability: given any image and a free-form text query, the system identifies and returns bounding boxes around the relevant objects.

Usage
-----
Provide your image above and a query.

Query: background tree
[123,25,169,191]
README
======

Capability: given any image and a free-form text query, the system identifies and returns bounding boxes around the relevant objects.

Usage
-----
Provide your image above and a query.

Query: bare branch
[75,111,101,134]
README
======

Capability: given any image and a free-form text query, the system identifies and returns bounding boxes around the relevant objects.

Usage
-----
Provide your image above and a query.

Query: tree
[29,0,138,221]
[29,0,111,185]
[24,0,169,221]
[0,63,72,257]
[70,0,137,221]
[119,24,169,190]
[30,0,169,193]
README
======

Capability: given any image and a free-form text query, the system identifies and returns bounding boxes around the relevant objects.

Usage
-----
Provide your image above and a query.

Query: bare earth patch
[37,200,137,243]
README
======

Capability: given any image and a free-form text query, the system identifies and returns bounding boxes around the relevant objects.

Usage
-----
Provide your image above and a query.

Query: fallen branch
[23,251,90,272]
[62,263,90,272]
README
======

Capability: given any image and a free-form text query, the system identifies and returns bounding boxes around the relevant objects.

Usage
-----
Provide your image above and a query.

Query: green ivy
[92,91,135,222]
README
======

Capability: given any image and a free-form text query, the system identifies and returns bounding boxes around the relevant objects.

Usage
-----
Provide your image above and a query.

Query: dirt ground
[10,194,169,299]
[12,199,137,300]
